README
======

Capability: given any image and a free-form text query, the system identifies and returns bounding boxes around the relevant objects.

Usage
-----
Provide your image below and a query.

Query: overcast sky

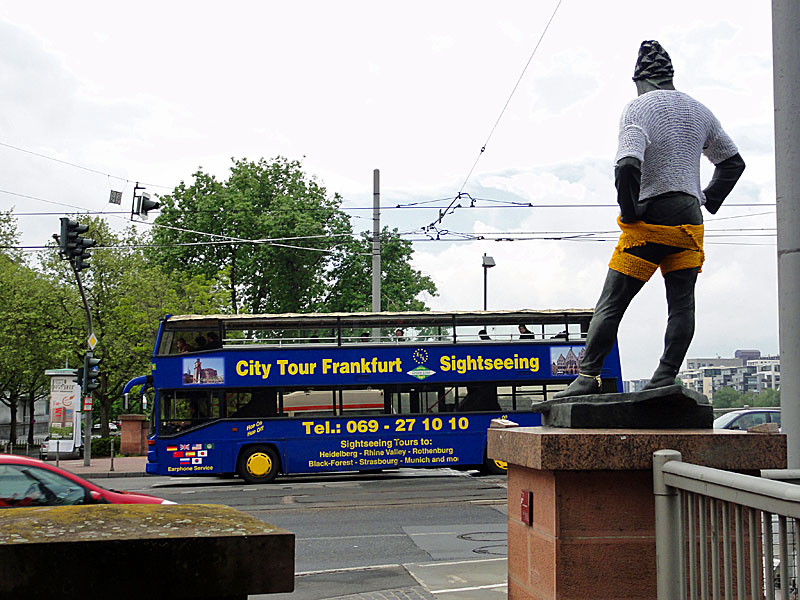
[0,2,777,380]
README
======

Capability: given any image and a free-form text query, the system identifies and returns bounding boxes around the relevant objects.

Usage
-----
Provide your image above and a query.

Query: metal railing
[654,450,800,600]
[0,440,47,456]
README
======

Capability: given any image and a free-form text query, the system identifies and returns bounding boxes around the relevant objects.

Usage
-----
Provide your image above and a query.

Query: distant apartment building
[623,379,650,393]
[676,350,780,401]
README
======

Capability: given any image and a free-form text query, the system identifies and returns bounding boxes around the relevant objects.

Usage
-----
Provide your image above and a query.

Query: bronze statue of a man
[556,40,746,398]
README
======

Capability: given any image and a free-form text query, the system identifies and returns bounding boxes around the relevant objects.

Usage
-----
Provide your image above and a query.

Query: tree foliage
[40,217,227,436]
[150,157,353,313]
[0,213,81,443]
[1,159,437,440]
[324,227,437,312]
[712,386,780,409]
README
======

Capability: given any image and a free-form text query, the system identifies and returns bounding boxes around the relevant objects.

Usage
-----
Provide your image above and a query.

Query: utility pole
[773,0,800,468]
[372,170,382,337]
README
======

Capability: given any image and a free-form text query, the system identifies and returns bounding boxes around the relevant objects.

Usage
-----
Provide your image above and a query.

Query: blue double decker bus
[125,310,622,483]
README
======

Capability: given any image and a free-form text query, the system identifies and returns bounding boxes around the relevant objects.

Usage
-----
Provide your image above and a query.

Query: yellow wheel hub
[246,452,273,477]
[493,460,508,471]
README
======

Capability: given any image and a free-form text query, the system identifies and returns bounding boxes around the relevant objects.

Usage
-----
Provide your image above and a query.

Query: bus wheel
[481,457,508,476]
[238,446,280,484]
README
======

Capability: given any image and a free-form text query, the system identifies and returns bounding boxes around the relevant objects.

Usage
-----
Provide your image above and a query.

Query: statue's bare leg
[554,269,645,398]
[644,267,699,389]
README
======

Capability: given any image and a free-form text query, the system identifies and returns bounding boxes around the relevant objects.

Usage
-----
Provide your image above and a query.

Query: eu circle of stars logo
[413,348,429,365]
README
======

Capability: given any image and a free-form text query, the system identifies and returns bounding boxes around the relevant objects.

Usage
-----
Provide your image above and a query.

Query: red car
[0,455,175,508]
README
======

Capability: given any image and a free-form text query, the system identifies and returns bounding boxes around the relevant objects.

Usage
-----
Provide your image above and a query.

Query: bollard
[110,436,115,472]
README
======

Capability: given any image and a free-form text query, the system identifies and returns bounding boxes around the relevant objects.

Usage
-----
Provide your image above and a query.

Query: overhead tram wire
[6,225,775,254]
[7,235,372,255]
[0,141,171,189]
[1,184,775,216]
[424,0,564,235]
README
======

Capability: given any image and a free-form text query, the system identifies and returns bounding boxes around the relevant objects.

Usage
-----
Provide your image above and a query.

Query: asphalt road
[92,468,510,599]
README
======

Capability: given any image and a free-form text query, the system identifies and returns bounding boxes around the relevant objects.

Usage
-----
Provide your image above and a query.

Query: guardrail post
[654,449,683,600]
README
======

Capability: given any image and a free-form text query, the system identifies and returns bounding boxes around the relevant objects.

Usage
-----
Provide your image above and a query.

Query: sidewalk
[53,455,148,478]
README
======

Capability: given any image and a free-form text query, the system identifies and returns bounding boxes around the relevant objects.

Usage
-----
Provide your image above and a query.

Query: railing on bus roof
[218,331,588,347]
[158,310,592,355]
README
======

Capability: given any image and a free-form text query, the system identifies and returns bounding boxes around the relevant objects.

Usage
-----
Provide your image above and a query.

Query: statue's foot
[642,364,678,390]
[554,373,602,399]
[642,377,675,390]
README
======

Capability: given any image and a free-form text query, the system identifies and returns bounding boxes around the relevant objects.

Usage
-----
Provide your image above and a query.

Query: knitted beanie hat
[632,40,674,81]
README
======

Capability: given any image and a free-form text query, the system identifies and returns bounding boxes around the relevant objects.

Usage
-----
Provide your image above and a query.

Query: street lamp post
[482,254,496,310]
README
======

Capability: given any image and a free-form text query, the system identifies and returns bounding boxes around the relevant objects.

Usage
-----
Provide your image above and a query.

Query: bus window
[439,387,458,412]
[276,388,384,417]
[457,384,501,412]
[496,386,516,412]
[160,329,222,355]
[228,390,278,419]
[159,390,222,434]
[280,389,334,417]
[546,384,568,401]
[390,387,452,415]
[339,389,385,416]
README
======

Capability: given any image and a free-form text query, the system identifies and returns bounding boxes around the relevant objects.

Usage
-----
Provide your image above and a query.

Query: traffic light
[134,192,160,219]
[73,236,96,271]
[83,351,101,394]
[75,367,84,389]
[59,217,96,269]
[59,217,88,258]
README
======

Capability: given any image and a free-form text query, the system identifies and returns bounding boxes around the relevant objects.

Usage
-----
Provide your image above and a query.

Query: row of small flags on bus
[173,450,207,458]
[166,442,215,463]
[166,443,215,451]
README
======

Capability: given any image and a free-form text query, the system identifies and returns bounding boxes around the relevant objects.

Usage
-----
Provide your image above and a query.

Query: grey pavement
[326,588,436,600]
[48,455,509,599]
[50,455,148,478]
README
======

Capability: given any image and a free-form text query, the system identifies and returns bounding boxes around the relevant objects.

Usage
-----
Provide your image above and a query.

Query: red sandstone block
[529,528,556,594]
[555,470,655,537]
[508,578,546,600]
[508,466,557,534]
[557,538,656,599]
[508,518,531,587]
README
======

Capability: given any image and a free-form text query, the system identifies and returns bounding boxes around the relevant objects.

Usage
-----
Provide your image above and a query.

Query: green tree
[150,157,352,314]
[744,388,780,407]
[0,212,82,444]
[41,217,227,436]
[711,386,743,409]
[324,227,437,312]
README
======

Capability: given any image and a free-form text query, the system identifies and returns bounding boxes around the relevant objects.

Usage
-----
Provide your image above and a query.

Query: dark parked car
[713,408,781,431]
[0,454,175,508]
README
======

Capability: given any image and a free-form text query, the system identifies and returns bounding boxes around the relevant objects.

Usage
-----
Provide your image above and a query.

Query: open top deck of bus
[163,309,594,328]
[158,309,594,354]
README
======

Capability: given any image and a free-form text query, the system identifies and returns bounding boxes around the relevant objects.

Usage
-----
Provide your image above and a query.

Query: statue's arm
[614,156,641,223]
[703,152,746,214]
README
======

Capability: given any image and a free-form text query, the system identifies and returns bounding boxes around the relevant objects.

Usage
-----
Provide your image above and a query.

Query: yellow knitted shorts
[608,217,704,282]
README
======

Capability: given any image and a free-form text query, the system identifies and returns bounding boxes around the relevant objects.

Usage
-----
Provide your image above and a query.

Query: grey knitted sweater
[615,90,739,204]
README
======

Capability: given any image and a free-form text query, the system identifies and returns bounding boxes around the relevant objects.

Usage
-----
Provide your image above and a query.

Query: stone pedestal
[0,504,295,599]
[119,413,147,455]
[487,427,787,600]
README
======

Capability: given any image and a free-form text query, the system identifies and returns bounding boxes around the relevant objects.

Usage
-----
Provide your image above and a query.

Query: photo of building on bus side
[124,310,623,483]
[551,346,586,376]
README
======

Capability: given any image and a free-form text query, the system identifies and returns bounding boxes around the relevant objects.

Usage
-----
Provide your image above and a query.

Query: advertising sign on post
[44,369,82,457]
